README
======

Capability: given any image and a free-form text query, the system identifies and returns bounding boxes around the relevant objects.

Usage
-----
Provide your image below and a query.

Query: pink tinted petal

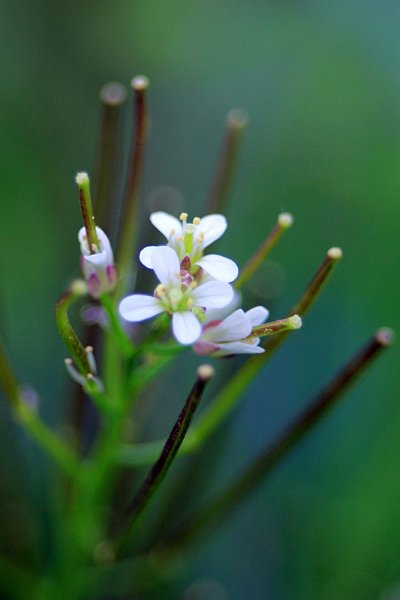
[198,215,227,247]
[119,295,163,322]
[205,309,251,343]
[213,341,265,357]
[150,212,182,239]
[192,340,220,356]
[172,311,202,345]
[245,306,270,326]
[151,246,181,286]
[139,246,158,269]
[87,273,101,298]
[106,264,117,286]
[196,254,238,283]
[192,281,233,309]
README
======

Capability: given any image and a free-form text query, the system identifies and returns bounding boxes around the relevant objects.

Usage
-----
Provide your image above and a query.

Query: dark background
[0,2,399,598]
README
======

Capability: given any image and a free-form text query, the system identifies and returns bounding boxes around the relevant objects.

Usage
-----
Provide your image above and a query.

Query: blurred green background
[0,1,399,598]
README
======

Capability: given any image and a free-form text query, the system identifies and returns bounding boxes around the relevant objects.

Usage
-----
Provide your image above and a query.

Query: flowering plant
[0,76,393,600]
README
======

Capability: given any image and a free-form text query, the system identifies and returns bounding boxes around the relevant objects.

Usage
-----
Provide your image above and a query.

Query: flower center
[154,277,198,313]
[165,213,205,269]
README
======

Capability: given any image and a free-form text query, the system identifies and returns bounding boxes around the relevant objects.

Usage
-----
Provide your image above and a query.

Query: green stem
[205,108,248,214]
[250,314,302,338]
[115,75,149,297]
[100,293,134,356]
[112,365,214,556]
[165,328,394,549]
[55,280,92,376]
[94,82,127,230]
[235,212,293,290]
[0,334,79,477]
[76,172,100,253]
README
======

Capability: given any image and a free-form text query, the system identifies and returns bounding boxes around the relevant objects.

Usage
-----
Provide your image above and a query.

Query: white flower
[193,306,269,357]
[119,246,234,345]
[140,211,238,283]
[78,227,117,299]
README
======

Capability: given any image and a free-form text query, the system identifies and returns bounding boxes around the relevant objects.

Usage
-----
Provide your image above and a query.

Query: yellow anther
[193,217,201,225]
[180,212,188,222]
[186,298,193,309]
[190,281,198,289]
[176,235,184,242]
[198,232,205,243]
[154,284,166,298]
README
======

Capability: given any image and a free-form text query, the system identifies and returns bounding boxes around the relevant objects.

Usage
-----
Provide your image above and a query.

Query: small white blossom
[140,211,238,283]
[119,246,234,345]
[78,226,117,299]
[193,306,269,357]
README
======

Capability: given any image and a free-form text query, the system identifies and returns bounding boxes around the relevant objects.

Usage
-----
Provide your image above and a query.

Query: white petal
[192,281,233,309]
[204,309,251,343]
[83,250,108,268]
[204,290,242,322]
[95,227,114,263]
[198,215,227,248]
[150,212,182,239]
[139,246,157,269]
[214,341,265,357]
[150,246,181,286]
[119,295,163,322]
[245,306,270,326]
[172,311,201,344]
[196,254,238,283]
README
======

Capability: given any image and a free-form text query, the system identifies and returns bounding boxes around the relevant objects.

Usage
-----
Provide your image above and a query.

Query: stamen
[87,373,105,394]
[180,255,191,272]
[180,212,188,223]
[85,345,97,374]
[64,358,86,386]
[193,217,201,225]
[186,298,193,309]
[154,284,166,299]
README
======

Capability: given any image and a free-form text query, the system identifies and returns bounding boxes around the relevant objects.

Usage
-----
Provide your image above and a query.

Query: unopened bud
[278,212,294,228]
[197,364,215,381]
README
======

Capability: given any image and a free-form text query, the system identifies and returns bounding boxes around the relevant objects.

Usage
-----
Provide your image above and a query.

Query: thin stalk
[291,247,343,316]
[249,314,302,338]
[206,109,248,214]
[112,365,214,557]
[76,172,100,253]
[116,247,342,467]
[100,293,134,356]
[166,328,394,549]
[0,333,79,477]
[116,75,149,297]
[235,212,293,290]
[55,280,92,376]
[94,82,127,231]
